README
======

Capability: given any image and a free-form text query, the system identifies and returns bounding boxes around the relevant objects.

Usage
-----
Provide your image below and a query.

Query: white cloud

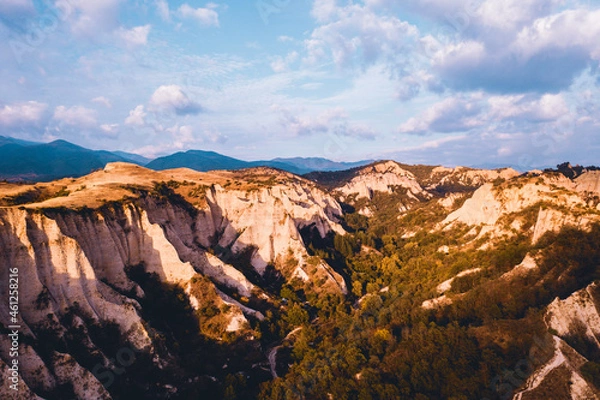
[311,0,339,23]
[399,134,469,152]
[433,40,486,70]
[134,124,219,157]
[398,96,484,135]
[166,124,195,149]
[399,92,574,138]
[0,101,47,127]
[395,72,435,101]
[305,2,418,69]
[116,25,151,48]
[277,35,294,43]
[178,3,219,27]
[53,105,97,127]
[488,94,569,123]
[124,105,146,126]
[401,0,560,34]
[273,105,336,136]
[430,7,600,93]
[149,85,202,115]
[100,123,119,137]
[271,51,299,73]
[201,129,228,144]
[134,144,170,158]
[497,146,512,156]
[61,0,121,37]
[155,0,170,21]
[273,105,376,139]
[476,0,561,33]
[338,123,377,140]
[92,96,112,108]
[100,123,118,132]
[513,9,600,60]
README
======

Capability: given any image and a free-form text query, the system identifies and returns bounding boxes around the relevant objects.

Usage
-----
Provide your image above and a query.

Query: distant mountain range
[0,138,130,182]
[146,151,374,175]
[0,136,373,182]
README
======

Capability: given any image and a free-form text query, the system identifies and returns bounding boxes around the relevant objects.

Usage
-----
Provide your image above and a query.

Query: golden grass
[0,162,310,210]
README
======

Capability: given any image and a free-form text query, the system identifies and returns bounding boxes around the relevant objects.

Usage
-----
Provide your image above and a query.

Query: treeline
[259,200,600,399]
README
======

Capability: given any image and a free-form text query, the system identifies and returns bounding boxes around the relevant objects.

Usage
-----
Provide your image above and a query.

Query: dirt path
[267,327,302,378]
[513,336,563,400]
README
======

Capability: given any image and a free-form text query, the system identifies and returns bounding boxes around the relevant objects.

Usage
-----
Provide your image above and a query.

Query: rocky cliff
[1,161,599,399]
[0,163,347,399]
[316,161,519,218]
[513,283,600,400]
[336,161,427,201]
[441,171,600,244]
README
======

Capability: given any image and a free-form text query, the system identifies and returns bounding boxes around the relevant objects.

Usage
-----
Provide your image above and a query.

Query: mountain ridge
[0,136,373,182]
[1,160,600,399]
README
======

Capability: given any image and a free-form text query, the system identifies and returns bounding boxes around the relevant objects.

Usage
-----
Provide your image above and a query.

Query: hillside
[0,139,129,182]
[271,157,372,173]
[145,150,255,172]
[0,136,372,182]
[146,151,371,175]
[0,161,599,399]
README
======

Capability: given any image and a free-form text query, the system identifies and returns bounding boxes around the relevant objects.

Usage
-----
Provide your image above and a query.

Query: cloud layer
[0,0,598,166]
[149,85,202,115]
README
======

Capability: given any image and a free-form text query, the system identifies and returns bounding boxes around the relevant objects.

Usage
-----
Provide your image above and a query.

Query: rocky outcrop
[425,166,519,192]
[436,268,481,294]
[200,181,345,277]
[513,336,598,400]
[512,283,600,400]
[0,204,206,398]
[531,208,596,244]
[0,163,349,398]
[575,171,600,195]
[546,283,600,355]
[337,161,428,201]
[421,294,453,310]
[441,173,600,242]
[501,253,538,279]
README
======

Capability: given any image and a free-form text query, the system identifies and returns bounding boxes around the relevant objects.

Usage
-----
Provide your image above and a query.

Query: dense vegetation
[256,196,600,399]
[80,186,600,399]
[0,185,71,206]
[8,172,599,399]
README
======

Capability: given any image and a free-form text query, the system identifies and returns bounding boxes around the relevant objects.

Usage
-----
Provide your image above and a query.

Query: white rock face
[0,208,151,348]
[513,336,598,400]
[442,183,501,227]
[337,161,427,200]
[513,283,600,400]
[531,208,594,244]
[438,193,466,209]
[436,268,481,294]
[51,352,112,400]
[0,204,252,398]
[0,165,351,398]
[575,171,600,195]
[441,174,600,242]
[421,294,452,310]
[501,253,538,280]
[426,166,519,191]
[197,181,347,291]
[546,283,600,352]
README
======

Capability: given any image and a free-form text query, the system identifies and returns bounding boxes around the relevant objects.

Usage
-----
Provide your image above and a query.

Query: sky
[0,0,599,169]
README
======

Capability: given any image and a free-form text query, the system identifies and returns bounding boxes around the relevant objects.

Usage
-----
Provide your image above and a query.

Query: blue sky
[0,0,599,169]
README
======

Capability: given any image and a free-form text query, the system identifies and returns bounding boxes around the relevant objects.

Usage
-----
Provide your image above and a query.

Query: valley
[1,161,599,399]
